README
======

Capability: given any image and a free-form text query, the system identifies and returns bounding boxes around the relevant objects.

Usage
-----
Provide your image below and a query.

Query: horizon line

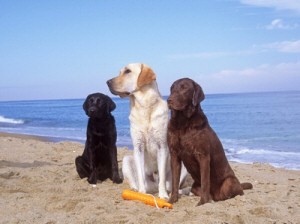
[0,90,299,103]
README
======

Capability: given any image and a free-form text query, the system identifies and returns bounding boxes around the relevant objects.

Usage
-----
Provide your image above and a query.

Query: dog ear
[137,64,156,88]
[192,82,205,106]
[106,96,116,112]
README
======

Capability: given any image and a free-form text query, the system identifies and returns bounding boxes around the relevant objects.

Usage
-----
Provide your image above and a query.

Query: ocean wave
[225,147,300,156]
[0,115,24,124]
[225,146,300,170]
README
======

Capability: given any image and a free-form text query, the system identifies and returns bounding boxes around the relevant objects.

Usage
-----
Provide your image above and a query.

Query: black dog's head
[167,78,205,118]
[83,93,116,118]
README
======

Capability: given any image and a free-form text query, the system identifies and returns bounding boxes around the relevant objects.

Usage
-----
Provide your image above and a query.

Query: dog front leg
[87,146,97,185]
[197,155,212,205]
[157,146,169,199]
[122,155,139,190]
[133,146,146,193]
[84,139,97,185]
[168,152,181,204]
[109,145,123,184]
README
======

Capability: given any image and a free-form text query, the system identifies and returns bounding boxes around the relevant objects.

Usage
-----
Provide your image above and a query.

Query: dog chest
[129,106,168,145]
[169,127,210,156]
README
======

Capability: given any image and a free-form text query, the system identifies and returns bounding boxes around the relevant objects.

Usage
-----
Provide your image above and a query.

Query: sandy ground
[0,132,299,224]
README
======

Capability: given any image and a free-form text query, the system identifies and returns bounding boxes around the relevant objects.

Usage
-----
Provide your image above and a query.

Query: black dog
[75,93,122,185]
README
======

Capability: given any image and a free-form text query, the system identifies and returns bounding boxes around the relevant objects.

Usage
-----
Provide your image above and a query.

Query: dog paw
[159,191,169,200]
[197,195,212,206]
[87,175,97,185]
[113,176,123,184]
[168,194,179,204]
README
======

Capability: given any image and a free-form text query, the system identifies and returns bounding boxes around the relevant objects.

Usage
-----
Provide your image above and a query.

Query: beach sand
[0,133,299,224]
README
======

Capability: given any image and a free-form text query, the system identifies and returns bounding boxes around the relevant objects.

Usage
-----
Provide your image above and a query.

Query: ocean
[0,91,299,170]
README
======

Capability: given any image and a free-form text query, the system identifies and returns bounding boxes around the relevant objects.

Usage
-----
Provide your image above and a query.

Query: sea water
[0,91,299,170]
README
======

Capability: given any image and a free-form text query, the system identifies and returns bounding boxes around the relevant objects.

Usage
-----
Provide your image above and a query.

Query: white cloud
[266,19,299,30]
[262,40,300,53]
[168,40,300,61]
[240,0,300,13]
[199,61,300,93]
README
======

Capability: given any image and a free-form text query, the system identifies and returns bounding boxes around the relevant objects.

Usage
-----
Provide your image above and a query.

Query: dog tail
[241,182,253,190]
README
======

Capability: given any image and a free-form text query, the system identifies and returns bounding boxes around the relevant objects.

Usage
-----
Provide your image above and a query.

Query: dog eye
[124,69,131,74]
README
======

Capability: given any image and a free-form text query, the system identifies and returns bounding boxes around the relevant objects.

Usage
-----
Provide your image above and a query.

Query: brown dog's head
[106,63,156,98]
[167,78,204,118]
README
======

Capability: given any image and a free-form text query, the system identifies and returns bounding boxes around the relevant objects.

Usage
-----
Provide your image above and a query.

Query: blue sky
[0,0,300,101]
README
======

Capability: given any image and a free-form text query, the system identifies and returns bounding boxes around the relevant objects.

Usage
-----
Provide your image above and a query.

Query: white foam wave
[226,147,300,156]
[0,115,24,124]
[225,146,300,170]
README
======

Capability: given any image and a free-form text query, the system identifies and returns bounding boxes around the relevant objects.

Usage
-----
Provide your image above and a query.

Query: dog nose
[106,79,112,86]
[167,97,174,109]
[88,108,96,115]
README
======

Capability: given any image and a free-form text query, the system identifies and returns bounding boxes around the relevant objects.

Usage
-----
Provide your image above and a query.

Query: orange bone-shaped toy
[122,189,173,209]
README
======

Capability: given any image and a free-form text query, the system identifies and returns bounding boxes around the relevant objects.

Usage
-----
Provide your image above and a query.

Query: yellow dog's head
[107,63,156,98]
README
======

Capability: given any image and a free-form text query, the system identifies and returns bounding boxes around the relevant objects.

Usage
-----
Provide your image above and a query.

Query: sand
[0,132,299,224]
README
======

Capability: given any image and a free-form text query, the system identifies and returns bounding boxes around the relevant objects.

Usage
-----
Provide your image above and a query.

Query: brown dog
[167,78,252,206]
